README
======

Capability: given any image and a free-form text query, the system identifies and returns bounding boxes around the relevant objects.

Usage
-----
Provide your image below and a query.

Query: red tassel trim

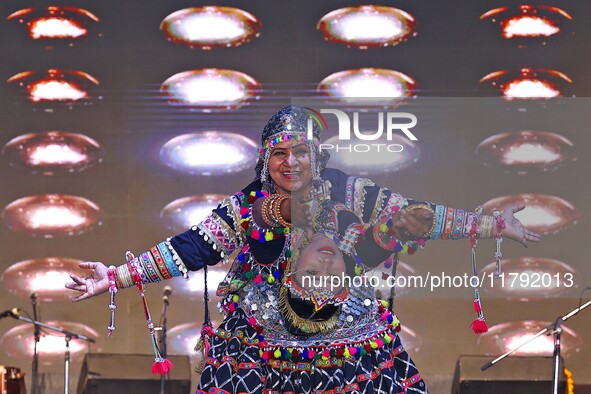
[473,299,482,313]
[470,318,489,334]
[152,358,173,375]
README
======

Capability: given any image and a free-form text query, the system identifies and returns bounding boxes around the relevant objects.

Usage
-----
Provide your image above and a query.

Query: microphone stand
[158,289,171,394]
[481,297,591,394]
[31,293,40,394]
[9,313,95,394]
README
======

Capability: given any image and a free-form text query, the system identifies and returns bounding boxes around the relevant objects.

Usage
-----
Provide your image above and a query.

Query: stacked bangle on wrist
[478,215,495,239]
[261,194,291,228]
[272,194,290,228]
[116,264,134,288]
[262,196,281,227]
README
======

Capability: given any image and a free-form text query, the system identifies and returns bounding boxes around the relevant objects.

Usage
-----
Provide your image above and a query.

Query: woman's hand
[64,262,110,302]
[391,207,434,241]
[499,205,541,247]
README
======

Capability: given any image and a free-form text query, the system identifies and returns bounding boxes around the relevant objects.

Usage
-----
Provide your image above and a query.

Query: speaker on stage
[452,355,566,394]
[77,354,191,394]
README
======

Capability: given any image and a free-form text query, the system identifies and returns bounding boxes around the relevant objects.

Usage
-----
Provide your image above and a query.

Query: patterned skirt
[197,309,428,394]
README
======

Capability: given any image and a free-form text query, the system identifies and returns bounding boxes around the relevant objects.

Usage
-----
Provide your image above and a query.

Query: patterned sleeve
[168,194,245,271]
[114,193,245,288]
[332,169,479,241]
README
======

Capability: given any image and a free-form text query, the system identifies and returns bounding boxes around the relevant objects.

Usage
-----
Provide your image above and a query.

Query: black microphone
[0,308,20,319]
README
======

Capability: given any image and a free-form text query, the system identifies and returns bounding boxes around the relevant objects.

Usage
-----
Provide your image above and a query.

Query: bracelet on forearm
[115,264,134,288]
[271,194,291,228]
[478,215,495,239]
[261,196,281,228]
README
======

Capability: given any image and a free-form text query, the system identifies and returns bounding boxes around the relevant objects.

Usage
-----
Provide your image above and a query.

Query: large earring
[310,146,322,189]
[261,150,273,193]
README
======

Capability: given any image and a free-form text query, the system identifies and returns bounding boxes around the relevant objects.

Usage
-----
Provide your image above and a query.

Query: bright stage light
[478,321,581,357]
[160,69,260,111]
[318,68,416,106]
[2,194,102,238]
[476,131,576,174]
[480,68,571,99]
[160,131,258,175]
[0,322,98,362]
[2,131,104,175]
[480,257,578,300]
[7,69,99,103]
[1,257,86,302]
[318,5,416,49]
[481,5,571,39]
[7,6,99,40]
[482,194,579,235]
[160,194,225,232]
[160,6,261,49]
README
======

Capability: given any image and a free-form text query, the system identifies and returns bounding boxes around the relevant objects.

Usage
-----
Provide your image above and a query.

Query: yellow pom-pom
[274,349,281,358]
[343,349,351,359]
[401,244,409,254]
[268,275,275,284]
[265,231,274,241]
[392,317,400,326]
[232,295,240,302]
[259,350,263,357]
[354,265,363,276]
[379,223,388,232]
[370,341,378,349]
[380,300,389,308]
[384,334,392,344]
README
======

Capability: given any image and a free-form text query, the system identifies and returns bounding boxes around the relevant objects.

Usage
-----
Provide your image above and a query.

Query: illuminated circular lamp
[160,69,260,111]
[7,6,99,40]
[2,194,102,238]
[324,133,419,175]
[160,131,258,175]
[318,5,417,49]
[482,194,578,235]
[478,320,581,357]
[7,69,99,102]
[0,321,98,363]
[160,194,225,232]
[480,68,572,99]
[168,268,228,299]
[160,6,261,49]
[1,257,87,302]
[480,257,578,300]
[480,5,572,39]
[318,68,416,107]
[369,261,417,298]
[476,131,576,174]
[2,131,104,175]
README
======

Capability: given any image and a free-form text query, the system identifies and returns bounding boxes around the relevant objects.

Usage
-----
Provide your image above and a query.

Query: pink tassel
[152,358,173,375]
[470,318,489,334]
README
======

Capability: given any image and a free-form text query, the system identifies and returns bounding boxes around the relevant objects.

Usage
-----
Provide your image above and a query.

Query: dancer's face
[294,234,346,294]
[268,140,312,195]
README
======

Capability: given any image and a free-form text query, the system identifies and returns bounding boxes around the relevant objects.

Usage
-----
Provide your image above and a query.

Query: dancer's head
[255,106,329,194]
